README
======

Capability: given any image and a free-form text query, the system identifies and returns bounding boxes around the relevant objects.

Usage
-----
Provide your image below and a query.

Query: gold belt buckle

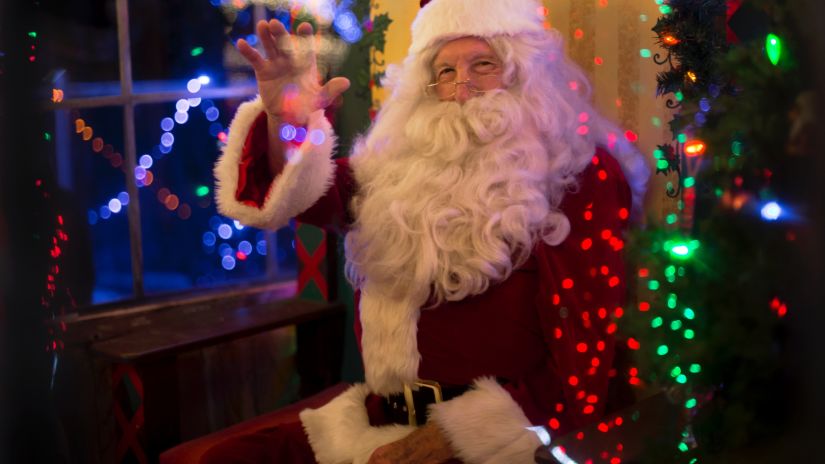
[402,380,443,426]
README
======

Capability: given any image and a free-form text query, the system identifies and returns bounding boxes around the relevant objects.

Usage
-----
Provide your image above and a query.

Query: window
[49,0,297,306]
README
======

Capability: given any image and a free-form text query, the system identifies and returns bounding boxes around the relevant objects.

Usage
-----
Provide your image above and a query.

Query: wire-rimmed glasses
[426,65,503,100]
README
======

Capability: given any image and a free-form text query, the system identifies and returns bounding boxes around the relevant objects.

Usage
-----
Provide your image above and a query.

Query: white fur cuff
[428,378,543,464]
[299,384,415,464]
[214,96,337,230]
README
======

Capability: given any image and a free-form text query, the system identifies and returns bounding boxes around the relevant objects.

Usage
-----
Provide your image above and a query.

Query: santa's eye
[436,68,456,82]
[473,61,498,74]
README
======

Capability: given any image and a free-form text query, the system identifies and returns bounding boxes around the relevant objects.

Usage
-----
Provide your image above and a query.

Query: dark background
[2,0,824,462]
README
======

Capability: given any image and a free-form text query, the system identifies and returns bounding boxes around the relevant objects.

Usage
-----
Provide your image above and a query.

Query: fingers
[255,20,286,60]
[268,19,294,55]
[236,39,266,70]
[292,21,317,71]
[267,18,288,40]
[318,77,352,109]
[295,22,314,37]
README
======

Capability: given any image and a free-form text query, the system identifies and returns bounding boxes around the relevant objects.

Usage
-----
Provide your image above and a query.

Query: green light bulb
[732,140,743,156]
[665,239,700,260]
[196,185,210,197]
[766,34,782,66]
[671,320,683,330]
[672,245,689,256]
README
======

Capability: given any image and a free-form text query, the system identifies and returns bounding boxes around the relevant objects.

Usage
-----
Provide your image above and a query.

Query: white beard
[345,90,571,307]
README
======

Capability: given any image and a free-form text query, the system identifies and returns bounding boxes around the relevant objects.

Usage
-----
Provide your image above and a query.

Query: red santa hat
[410,0,546,55]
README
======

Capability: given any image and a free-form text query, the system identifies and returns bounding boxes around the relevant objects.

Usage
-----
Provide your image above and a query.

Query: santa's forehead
[432,37,498,62]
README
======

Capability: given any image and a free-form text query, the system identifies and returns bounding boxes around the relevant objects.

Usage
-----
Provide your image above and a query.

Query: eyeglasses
[426,61,502,99]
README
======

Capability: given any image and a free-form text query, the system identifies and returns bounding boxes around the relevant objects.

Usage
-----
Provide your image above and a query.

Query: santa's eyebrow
[467,52,499,62]
[433,61,455,70]
[433,53,499,70]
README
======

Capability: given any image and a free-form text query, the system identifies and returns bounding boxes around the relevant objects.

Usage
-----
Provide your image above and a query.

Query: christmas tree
[621,0,817,461]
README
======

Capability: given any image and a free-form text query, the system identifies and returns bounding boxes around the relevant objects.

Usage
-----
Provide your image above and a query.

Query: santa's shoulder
[560,147,633,225]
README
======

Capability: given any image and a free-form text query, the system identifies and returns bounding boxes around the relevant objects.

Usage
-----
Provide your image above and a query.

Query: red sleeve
[295,158,357,232]
[508,148,632,435]
[236,112,274,208]
[234,111,357,231]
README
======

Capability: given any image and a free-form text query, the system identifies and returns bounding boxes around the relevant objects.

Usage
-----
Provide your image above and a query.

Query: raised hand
[237,20,350,126]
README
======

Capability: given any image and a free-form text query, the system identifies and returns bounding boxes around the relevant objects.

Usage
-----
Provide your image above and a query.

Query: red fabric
[162,383,348,464]
[236,112,275,208]
[200,421,316,464]
[233,117,632,454]
[294,158,356,232]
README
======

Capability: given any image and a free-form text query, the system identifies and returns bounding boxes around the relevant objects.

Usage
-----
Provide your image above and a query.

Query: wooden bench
[78,288,346,463]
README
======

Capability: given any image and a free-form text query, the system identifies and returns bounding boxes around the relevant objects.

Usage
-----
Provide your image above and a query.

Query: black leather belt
[382,380,474,426]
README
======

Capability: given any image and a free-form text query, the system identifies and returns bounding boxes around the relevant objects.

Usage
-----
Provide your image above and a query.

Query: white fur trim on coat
[429,377,543,464]
[214,96,337,230]
[359,287,422,395]
[410,0,545,55]
[299,384,415,464]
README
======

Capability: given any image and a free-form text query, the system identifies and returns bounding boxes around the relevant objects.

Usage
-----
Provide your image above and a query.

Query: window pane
[42,0,121,95]
[134,99,297,296]
[54,106,134,305]
[129,0,254,84]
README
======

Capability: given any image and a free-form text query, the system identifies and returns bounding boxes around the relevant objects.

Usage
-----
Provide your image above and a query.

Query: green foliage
[361,13,392,54]
[625,0,809,460]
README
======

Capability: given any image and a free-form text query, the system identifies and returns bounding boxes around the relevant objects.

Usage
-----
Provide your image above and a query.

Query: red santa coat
[214,101,632,464]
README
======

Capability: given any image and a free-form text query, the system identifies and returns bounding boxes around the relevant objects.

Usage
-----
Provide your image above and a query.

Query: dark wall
[788,0,825,458]
[0,1,70,462]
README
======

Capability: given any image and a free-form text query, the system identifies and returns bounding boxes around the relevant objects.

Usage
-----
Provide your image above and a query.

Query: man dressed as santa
[209,0,649,462]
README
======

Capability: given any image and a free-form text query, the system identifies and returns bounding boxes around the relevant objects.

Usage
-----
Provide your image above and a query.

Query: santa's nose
[455,85,472,104]
[454,68,473,104]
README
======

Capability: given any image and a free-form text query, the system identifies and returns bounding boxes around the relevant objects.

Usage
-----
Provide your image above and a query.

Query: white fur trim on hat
[214,97,337,231]
[428,377,543,464]
[300,384,415,464]
[410,0,545,55]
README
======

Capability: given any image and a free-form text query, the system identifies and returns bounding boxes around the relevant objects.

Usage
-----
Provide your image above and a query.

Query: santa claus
[209,0,649,462]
